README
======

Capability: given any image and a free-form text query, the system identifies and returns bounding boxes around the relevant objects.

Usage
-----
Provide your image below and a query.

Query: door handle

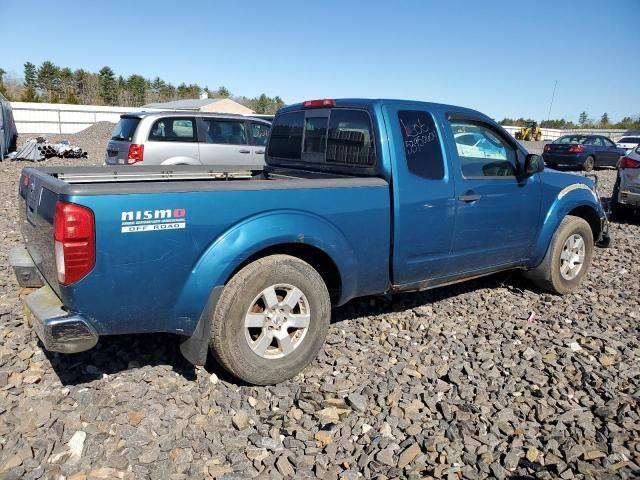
[239,149,251,154]
[255,150,265,154]
[457,194,481,202]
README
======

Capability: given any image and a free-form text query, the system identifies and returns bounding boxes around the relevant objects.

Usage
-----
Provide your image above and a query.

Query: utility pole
[547,80,558,122]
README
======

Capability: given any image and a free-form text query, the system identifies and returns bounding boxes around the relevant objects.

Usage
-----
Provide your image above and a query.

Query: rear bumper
[26,286,98,354]
[619,189,640,207]
[25,285,98,354]
[10,246,98,354]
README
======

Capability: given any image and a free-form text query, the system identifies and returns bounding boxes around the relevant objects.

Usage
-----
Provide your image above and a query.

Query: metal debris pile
[7,137,88,162]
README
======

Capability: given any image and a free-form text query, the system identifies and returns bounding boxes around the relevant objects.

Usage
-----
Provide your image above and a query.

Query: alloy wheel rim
[560,233,586,280]
[244,284,310,359]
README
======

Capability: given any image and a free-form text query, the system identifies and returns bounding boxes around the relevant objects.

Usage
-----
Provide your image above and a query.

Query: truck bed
[19,164,391,337]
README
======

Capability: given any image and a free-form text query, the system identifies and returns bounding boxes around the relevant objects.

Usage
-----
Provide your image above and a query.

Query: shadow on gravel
[332,270,533,324]
[43,272,534,386]
[43,332,246,386]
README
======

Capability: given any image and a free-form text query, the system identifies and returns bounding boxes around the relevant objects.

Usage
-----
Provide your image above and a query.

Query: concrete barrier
[502,125,627,142]
[11,102,163,134]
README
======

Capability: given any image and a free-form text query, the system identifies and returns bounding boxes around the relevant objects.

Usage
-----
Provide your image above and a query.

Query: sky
[1,0,638,122]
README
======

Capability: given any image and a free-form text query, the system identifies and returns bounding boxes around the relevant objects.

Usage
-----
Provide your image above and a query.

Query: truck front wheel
[210,254,331,385]
[524,215,594,294]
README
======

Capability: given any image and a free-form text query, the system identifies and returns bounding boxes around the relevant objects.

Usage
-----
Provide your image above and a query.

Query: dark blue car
[543,135,625,171]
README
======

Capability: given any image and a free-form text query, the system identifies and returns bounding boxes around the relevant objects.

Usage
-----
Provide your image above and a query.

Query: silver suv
[105,112,271,167]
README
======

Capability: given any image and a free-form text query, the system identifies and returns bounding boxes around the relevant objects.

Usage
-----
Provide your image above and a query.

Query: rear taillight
[620,156,640,169]
[54,201,95,284]
[127,144,144,164]
[568,145,585,153]
[543,144,551,153]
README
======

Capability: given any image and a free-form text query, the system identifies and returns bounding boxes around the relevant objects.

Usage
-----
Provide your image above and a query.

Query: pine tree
[23,62,39,100]
[37,61,60,102]
[217,86,230,98]
[98,66,117,105]
[578,111,588,127]
[600,112,609,126]
[255,94,270,114]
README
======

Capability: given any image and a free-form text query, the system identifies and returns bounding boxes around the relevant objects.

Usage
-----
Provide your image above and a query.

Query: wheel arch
[174,209,359,335]
[567,204,601,241]
[228,243,342,304]
[530,185,603,267]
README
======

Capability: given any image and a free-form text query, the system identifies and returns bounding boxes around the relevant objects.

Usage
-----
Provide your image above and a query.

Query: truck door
[385,105,456,285]
[444,114,541,274]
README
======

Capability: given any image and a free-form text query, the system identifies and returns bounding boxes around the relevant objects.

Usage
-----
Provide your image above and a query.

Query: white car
[611,145,640,218]
[616,136,640,154]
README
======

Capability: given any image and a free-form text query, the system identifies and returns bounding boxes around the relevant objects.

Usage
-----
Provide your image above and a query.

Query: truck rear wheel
[210,254,331,385]
[524,215,593,294]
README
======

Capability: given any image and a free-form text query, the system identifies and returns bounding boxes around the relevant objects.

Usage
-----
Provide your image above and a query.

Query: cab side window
[448,121,517,178]
[398,110,444,179]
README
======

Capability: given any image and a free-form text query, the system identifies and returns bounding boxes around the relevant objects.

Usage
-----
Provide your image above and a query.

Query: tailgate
[19,169,61,294]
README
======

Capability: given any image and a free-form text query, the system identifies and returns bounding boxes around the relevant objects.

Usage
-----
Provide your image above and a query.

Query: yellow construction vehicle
[515,121,543,141]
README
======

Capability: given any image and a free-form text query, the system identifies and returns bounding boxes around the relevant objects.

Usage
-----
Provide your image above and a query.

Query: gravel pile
[0,126,638,479]
[14,122,115,166]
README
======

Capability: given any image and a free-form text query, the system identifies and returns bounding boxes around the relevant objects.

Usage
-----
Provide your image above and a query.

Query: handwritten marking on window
[401,117,437,155]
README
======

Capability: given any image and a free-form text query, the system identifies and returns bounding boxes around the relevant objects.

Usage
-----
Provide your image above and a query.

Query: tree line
[0,61,285,114]
[500,112,640,130]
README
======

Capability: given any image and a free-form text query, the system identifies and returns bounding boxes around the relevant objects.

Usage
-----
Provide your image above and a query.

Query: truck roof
[278,98,490,120]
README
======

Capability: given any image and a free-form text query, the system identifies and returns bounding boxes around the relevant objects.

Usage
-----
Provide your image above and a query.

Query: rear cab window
[111,117,140,142]
[619,137,640,143]
[268,111,305,159]
[148,117,197,142]
[267,107,376,173]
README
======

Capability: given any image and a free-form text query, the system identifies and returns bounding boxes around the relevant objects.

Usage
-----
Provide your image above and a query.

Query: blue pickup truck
[12,98,610,385]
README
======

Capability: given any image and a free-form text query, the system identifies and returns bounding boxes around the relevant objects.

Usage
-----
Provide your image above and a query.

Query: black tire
[210,254,331,385]
[9,135,17,152]
[583,156,595,172]
[523,215,594,295]
[610,175,627,220]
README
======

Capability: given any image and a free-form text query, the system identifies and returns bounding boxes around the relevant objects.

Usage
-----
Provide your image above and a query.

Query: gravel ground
[0,126,639,480]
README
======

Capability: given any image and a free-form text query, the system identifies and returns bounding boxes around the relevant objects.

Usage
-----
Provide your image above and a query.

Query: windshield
[618,137,640,143]
[555,136,588,144]
[111,117,140,142]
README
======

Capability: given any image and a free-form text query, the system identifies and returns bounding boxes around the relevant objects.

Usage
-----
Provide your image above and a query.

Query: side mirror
[524,153,544,176]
